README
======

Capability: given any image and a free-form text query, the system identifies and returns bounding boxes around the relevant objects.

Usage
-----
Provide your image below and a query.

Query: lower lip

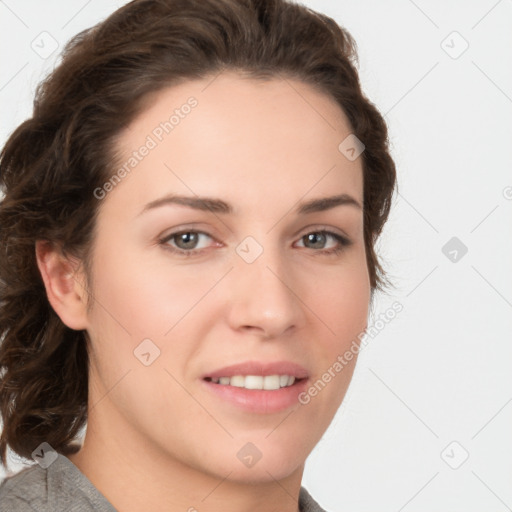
[201,378,309,414]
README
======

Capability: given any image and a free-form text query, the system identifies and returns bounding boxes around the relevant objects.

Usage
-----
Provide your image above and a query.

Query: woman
[0,0,397,510]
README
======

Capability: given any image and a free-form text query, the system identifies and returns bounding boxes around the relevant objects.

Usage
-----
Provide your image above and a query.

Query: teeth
[230,375,245,388]
[209,375,297,390]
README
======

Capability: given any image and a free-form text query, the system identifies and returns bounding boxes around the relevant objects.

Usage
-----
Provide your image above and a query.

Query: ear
[35,240,90,330]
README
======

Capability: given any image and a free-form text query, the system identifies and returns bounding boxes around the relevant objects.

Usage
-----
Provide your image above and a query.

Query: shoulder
[0,462,47,511]
[0,452,117,512]
[299,486,329,512]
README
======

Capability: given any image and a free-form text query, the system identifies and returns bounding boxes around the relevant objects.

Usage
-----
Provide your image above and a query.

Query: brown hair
[0,0,397,469]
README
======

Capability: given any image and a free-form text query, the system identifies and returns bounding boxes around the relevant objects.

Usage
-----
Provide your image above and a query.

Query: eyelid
[159,229,219,251]
[295,223,350,240]
[159,224,350,243]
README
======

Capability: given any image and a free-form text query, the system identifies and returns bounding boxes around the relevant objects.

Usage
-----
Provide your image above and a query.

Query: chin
[183,439,306,484]
[226,442,307,483]
[215,460,303,485]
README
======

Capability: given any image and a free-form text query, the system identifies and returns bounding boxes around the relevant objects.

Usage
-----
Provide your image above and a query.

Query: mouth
[203,374,307,390]
[201,360,310,414]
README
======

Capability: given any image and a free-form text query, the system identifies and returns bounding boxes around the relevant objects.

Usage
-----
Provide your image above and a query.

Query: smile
[205,374,297,390]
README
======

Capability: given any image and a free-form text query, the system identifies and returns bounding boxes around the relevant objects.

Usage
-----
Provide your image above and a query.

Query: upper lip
[203,361,309,380]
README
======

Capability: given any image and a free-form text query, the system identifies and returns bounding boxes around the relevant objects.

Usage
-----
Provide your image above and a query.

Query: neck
[68,403,304,512]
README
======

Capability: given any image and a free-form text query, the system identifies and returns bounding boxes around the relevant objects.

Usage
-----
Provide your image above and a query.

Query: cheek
[88,241,208,339]
[301,263,368,424]
[85,242,224,384]
[313,257,370,337]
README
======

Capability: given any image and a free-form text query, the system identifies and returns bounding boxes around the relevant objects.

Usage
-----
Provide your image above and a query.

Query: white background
[1,1,511,510]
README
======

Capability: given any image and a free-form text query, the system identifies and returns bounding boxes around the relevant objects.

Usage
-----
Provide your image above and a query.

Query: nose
[226,244,306,339]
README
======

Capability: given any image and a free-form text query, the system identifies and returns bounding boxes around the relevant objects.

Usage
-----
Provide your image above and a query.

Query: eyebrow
[138,193,362,217]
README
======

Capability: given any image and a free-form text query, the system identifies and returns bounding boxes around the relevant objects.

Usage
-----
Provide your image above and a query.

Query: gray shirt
[0,454,327,511]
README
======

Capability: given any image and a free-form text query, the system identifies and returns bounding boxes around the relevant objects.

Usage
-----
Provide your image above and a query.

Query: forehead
[102,71,363,218]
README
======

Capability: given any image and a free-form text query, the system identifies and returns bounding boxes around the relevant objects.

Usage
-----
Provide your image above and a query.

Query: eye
[159,230,215,257]
[158,228,352,258]
[295,230,352,256]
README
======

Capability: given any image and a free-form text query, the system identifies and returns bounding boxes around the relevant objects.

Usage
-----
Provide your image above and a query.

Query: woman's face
[80,71,370,483]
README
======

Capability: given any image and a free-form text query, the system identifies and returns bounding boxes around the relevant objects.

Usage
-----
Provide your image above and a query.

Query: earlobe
[35,240,90,331]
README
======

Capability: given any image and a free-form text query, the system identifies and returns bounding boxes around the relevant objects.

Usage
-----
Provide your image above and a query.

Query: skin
[36,71,370,512]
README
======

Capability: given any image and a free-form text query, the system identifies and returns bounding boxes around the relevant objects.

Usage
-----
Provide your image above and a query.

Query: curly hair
[0,0,397,470]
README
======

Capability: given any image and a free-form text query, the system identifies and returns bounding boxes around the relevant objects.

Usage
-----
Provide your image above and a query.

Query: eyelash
[158,228,352,258]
